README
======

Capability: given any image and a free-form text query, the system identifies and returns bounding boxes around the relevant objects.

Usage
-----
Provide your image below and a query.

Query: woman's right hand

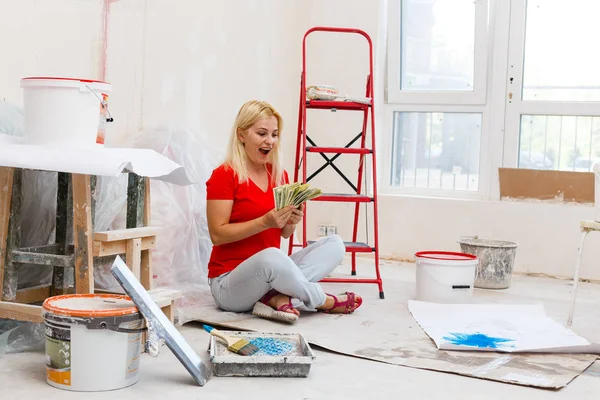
[262,205,295,229]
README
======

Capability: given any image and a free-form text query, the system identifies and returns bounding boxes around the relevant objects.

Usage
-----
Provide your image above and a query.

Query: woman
[205,100,362,323]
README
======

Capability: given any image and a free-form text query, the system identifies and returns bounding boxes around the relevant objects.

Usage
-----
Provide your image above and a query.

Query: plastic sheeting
[1,99,221,354]
[93,125,222,325]
[0,101,53,355]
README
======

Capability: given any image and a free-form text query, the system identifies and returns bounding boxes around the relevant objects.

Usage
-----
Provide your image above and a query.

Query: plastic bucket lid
[415,251,477,261]
[42,294,138,318]
[20,76,112,92]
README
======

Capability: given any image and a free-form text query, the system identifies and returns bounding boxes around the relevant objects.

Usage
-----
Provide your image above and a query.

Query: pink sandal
[251,289,299,324]
[320,292,362,314]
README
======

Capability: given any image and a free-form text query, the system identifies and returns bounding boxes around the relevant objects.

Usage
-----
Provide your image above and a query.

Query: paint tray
[208,331,315,377]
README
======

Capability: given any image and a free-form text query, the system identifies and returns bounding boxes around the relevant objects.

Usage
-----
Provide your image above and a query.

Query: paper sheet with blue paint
[408,301,600,354]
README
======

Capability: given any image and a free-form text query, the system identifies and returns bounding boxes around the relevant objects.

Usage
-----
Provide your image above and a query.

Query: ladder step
[306,146,372,155]
[308,241,375,253]
[312,193,373,203]
[306,100,370,111]
[320,277,381,284]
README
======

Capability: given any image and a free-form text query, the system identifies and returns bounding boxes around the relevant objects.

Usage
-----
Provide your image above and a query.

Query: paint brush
[203,325,259,356]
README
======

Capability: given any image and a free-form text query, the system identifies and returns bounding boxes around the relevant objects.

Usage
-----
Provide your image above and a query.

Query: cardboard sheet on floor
[0,133,192,185]
[181,279,598,390]
[408,301,600,354]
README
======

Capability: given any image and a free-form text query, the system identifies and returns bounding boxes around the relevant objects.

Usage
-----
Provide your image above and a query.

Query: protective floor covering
[180,261,599,390]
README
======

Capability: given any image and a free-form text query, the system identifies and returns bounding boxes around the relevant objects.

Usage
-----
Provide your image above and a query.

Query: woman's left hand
[287,204,304,225]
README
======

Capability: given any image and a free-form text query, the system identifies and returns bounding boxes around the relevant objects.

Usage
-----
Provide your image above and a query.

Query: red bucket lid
[21,76,110,85]
[415,251,477,261]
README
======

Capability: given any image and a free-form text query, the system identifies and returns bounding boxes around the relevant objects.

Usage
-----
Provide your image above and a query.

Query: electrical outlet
[318,225,327,236]
[326,225,337,236]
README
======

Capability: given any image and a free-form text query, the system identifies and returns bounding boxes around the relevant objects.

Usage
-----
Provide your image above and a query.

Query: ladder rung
[306,146,371,155]
[306,100,370,111]
[320,278,381,284]
[308,241,375,253]
[312,193,372,203]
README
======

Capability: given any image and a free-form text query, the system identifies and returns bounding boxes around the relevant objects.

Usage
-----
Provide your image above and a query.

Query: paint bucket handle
[113,326,147,334]
[84,84,114,122]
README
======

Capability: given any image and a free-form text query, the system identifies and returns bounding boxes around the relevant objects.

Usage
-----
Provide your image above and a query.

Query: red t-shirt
[206,164,288,278]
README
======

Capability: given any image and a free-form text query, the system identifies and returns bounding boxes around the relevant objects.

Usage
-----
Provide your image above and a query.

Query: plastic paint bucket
[20,77,112,147]
[415,251,478,303]
[42,294,144,392]
[458,238,518,289]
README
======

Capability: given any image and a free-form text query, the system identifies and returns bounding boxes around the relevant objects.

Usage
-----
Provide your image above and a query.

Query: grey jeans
[209,235,345,312]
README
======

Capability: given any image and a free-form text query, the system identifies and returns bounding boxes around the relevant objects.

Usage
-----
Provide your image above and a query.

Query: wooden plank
[55,172,70,247]
[147,288,183,303]
[141,176,153,290]
[94,226,160,242]
[52,267,73,296]
[127,173,145,229]
[0,167,14,299]
[499,168,594,203]
[19,244,63,254]
[72,174,94,294]
[144,176,151,226]
[0,301,43,323]
[2,169,21,301]
[161,305,174,323]
[12,251,74,268]
[126,238,142,280]
[92,236,155,256]
[16,285,51,304]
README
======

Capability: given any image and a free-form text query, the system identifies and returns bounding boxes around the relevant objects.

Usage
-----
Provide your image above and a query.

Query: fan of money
[274,182,322,210]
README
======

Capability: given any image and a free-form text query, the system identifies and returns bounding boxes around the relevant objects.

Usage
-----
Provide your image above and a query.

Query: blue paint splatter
[442,332,515,349]
[249,337,295,356]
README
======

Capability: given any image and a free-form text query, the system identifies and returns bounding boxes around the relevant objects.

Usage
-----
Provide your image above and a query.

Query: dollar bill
[273,182,322,210]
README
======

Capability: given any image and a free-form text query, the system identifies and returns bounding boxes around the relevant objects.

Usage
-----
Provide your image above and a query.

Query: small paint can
[42,294,144,392]
[415,251,478,303]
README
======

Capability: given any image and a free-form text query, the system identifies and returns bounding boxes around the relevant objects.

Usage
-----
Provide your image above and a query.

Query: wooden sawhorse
[0,167,180,323]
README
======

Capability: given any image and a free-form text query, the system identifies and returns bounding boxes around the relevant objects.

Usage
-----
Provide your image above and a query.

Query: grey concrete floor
[1,259,599,399]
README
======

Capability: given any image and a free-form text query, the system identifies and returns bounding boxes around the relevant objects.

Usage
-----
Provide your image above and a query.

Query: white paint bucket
[415,251,478,303]
[42,294,144,392]
[20,77,112,147]
[594,163,600,222]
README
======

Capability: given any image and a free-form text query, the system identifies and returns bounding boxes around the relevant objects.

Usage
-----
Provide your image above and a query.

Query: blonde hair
[225,100,284,185]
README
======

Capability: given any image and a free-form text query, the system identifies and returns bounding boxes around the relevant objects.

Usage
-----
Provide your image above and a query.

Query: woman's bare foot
[316,292,362,314]
[268,293,300,316]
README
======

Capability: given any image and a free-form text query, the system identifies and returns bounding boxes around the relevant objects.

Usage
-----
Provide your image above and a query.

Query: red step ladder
[288,27,384,299]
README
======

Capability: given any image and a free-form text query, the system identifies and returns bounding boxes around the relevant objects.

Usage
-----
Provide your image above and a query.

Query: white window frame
[386,0,490,105]
[502,0,600,168]
[382,0,502,200]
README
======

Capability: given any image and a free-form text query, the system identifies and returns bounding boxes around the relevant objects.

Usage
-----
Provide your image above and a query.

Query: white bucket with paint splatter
[20,77,112,147]
[415,251,478,303]
[42,294,144,392]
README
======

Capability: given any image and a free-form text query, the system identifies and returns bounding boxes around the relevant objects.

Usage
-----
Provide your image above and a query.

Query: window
[503,0,600,171]
[386,0,600,199]
[390,112,482,191]
[385,0,489,197]
[400,0,475,92]
[522,0,600,102]
[387,0,488,105]
[518,115,600,172]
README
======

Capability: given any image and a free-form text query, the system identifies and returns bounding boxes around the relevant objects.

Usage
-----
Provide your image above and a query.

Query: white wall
[104,0,308,156]
[0,0,104,105]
